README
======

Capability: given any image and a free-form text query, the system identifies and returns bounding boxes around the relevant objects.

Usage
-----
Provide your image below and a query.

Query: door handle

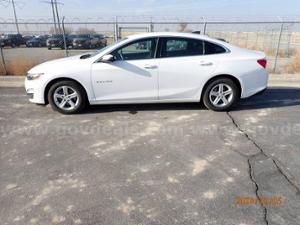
[144,65,158,69]
[199,62,213,66]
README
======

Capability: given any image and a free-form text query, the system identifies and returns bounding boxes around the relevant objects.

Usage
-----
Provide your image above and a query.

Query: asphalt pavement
[0,82,300,225]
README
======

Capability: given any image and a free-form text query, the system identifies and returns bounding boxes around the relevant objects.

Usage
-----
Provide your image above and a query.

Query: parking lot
[0,79,300,224]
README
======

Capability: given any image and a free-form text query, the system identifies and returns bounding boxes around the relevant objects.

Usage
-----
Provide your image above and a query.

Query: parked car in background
[26,36,47,47]
[215,38,228,43]
[67,34,77,48]
[72,34,99,49]
[0,34,23,48]
[25,32,268,114]
[92,34,107,47]
[22,35,34,45]
[0,34,3,47]
[46,34,72,50]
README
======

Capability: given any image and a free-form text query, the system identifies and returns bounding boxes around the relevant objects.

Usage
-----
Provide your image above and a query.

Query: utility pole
[41,0,63,34]
[54,0,61,34]
[11,0,19,33]
[51,0,57,34]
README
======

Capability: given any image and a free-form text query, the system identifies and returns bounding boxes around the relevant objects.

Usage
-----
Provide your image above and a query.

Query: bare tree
[177,22,192,32]
[76,27,97,34]
[49,26,73,34]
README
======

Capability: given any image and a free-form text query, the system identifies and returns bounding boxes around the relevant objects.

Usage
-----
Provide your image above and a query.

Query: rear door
[158,37,220,100]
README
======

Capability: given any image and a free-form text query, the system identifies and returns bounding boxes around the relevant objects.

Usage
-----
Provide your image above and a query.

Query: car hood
[28,40,39,43]
[28,55,80,73]
[28,53,95,74]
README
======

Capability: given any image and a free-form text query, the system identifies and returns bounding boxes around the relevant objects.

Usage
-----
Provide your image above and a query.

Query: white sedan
[25,32,268,114]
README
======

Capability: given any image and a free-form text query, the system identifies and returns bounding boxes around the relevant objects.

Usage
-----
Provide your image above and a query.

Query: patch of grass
[285,54,300,73]
[0,57,44,76]
[245,45,298,58]
[5,57,40,76]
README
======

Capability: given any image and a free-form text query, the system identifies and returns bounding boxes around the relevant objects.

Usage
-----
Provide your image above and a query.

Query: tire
[202,78,239,111]
[48,80,87,114]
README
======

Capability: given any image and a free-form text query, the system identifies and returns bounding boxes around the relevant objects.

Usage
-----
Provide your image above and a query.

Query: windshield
[3,34,14,38]
[74,34,90,38]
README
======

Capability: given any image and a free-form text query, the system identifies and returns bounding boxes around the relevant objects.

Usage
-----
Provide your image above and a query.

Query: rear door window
[161,37,204,58]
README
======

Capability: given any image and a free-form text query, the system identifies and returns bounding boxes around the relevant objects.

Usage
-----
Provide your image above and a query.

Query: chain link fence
[1,19,300,75]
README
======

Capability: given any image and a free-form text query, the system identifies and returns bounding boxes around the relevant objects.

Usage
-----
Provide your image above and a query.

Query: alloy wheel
[53,86,79,111]
[209,83,234,107]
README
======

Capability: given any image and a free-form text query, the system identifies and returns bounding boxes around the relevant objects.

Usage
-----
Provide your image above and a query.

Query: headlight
[27,73,44,80]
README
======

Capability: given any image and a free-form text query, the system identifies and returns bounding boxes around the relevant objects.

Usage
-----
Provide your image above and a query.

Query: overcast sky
[0,0,300,21]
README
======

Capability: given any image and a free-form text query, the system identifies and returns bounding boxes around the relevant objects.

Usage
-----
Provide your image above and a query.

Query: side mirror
[101,54,114,63]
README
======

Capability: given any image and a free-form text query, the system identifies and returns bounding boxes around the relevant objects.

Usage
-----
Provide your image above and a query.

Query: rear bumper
[240,69,268,98]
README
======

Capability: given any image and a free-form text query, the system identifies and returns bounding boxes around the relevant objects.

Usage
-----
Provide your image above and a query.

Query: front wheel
[202,78,239,111]
[48,80,87,114]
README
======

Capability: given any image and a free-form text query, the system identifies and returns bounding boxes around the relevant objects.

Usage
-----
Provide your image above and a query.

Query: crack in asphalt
[272,158,300,194]
[227,110,300,224]
[226,112,267,157]
[247,158,269,225]
[226,111,300,192]
[226,111,271,225]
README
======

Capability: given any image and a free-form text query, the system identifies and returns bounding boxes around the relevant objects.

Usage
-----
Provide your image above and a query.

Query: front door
[91,38,159,102]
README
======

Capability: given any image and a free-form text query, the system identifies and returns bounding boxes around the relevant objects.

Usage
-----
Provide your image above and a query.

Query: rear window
[52,35,63,38]
[204,41,227,55]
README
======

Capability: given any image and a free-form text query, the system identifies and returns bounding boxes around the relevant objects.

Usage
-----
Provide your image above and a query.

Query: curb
[0,76,25,87]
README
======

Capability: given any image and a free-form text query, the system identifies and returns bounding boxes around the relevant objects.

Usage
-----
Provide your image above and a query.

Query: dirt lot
[0,79,300,225]
[0,47,93,75]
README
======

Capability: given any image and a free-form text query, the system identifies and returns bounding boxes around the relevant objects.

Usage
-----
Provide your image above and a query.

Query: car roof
[127,32,222,43]
[125,32,234,50]
[91,32,239,60]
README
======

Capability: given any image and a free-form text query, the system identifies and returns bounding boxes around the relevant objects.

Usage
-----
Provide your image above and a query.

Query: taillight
[257,59,267,68]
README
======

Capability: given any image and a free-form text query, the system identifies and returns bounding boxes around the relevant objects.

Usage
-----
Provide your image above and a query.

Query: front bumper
[73,43,88,49]
[25,78,46,104]
[47,43,62,48]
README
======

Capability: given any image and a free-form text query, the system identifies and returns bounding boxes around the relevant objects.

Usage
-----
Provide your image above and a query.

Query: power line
[41,0,63,34]
[0,0,24,33]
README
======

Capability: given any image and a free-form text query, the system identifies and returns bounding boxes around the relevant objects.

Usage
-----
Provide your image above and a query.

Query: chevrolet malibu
[25,32,268,114]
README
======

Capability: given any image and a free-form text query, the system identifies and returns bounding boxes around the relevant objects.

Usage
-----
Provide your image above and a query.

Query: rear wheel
[48,80,87,114]
[203,78,239,111]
